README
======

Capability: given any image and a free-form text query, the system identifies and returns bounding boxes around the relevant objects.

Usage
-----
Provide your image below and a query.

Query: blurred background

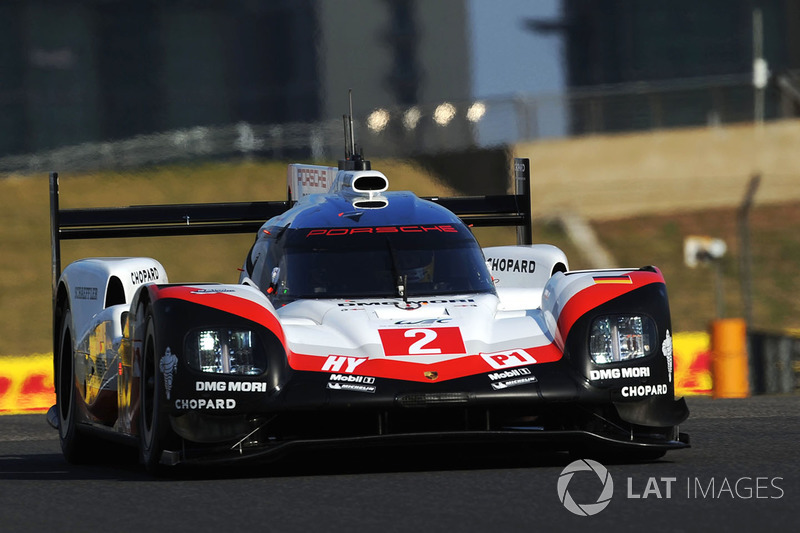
[1,0,798,170]
[0,0,798,394]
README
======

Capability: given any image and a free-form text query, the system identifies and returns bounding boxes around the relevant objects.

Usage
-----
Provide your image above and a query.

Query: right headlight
[589,315,657,364]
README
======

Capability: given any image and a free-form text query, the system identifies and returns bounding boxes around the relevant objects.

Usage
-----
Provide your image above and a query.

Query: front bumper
[150,292,690,466]
[163,375,690,466]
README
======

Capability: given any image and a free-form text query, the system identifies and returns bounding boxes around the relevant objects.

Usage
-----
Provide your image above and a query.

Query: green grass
[1,160,797,355]
[593,203,800,334]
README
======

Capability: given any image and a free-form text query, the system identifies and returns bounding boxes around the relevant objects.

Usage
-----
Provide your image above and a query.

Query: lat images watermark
[557,459,614,516]
[557,460,785,516]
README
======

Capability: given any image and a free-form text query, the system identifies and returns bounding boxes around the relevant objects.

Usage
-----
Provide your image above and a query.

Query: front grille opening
[263,407,551,441]
[396,392,471,408]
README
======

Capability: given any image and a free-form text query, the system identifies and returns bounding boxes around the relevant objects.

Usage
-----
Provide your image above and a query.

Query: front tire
[56,309,98,463]
[139,310,177,473]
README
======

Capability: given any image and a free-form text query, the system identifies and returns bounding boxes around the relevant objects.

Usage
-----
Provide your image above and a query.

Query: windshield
[264,224,495,302]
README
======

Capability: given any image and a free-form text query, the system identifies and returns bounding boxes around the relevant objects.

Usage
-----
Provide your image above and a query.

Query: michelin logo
[491,376,538,390]
[327,382,376,393]
[327,374,377,393]
[488,368,537,390]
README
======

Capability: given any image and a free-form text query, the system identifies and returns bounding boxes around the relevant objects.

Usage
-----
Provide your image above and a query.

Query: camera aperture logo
[557,459,614,516]
[556,459,785,516]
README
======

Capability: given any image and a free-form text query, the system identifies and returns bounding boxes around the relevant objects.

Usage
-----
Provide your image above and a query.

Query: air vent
[396,392,471,408]
[352,174,388,192]
[352,199,389,209]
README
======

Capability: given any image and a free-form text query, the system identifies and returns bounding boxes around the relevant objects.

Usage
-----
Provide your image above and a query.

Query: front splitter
[161,428,690,466]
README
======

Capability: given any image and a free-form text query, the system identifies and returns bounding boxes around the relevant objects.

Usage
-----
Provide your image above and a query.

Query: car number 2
[379,327,467,356]
[406,329,441,354]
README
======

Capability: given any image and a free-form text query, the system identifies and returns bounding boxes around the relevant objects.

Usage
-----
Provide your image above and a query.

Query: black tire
[56,309,98,463]
[139,310,177,474]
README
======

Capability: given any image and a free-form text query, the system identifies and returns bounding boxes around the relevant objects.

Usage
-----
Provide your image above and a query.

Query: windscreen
[265,223,495,301]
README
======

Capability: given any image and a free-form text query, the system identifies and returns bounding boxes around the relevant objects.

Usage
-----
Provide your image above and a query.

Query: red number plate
[378,327,467,356]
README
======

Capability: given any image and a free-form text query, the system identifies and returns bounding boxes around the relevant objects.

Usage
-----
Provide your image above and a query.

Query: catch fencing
[749,331,800,394]
[2,72,797,177]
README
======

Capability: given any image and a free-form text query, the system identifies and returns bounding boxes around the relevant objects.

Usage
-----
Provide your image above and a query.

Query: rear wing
[50,157,532,305]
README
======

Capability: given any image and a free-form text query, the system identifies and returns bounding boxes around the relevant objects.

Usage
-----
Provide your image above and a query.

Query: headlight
[186,328,266,375]
[589,315,656,364]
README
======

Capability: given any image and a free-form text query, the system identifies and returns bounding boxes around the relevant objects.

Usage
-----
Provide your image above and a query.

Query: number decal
[405,329,442,355]
[379,327,467,356]
[480,349,537,369]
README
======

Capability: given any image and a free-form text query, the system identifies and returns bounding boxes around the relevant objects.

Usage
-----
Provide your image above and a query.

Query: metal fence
[1,72,796,176]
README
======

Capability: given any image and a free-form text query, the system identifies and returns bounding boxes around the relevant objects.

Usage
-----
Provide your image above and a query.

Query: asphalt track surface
[1,396,798,533]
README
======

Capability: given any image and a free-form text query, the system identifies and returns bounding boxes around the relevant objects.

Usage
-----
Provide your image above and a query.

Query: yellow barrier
[674,332,712,396]
[0,354,54,415]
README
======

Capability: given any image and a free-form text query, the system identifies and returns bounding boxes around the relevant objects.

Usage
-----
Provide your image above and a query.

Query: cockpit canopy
[257,223,495,303]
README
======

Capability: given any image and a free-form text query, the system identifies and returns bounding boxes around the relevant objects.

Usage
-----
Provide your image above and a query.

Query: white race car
[48,141,689,472]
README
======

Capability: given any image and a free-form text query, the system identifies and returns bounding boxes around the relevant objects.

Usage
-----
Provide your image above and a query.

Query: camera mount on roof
[339,90,371,171]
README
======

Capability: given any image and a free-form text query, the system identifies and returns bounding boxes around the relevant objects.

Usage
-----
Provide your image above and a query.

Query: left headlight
[186,328,266,375]
[589,315,656,364]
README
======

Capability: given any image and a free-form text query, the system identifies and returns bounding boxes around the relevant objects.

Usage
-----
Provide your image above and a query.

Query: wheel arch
[105,275,126,307]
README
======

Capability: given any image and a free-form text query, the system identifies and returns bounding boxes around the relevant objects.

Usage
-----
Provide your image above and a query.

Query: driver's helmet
[399,250,434,283]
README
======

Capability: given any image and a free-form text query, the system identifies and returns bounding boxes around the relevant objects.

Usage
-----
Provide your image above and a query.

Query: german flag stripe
[592,275,632,284]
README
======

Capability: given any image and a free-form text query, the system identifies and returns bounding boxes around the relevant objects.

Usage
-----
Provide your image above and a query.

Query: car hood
[276,293,556,362]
